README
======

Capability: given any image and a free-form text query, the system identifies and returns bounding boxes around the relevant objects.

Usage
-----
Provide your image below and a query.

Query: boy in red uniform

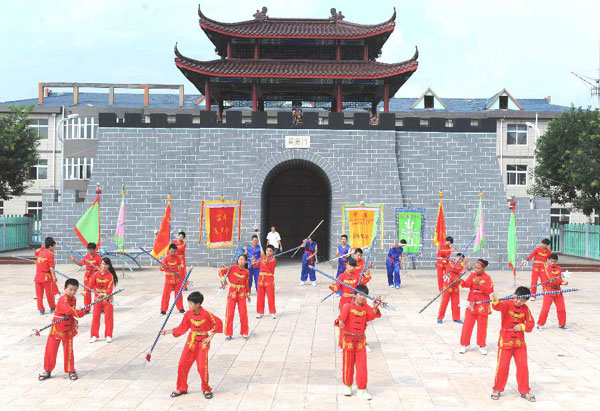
[161,291,223,399]
[459,259,494,355]
[38,278,86,381]
[519,238,551,299]
[537,253,568,330]
[335,284,382,401]
[160,244,185,315]
[171,231,187,270]
[35,237,58,314]
[436,236,455,291]
[219,254,250,340]
[490,286,536,402]
[69,242,102,312]
[254,245,277,319]
[437,253,467,324]
[89,257,118,343]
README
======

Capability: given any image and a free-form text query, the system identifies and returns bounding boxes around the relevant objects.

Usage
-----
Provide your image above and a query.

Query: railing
[0,215,41,252]
[552,222,600,260]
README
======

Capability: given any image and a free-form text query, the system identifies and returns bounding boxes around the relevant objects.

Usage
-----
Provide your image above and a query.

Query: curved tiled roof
[198,6,396,39]
[174,45,418,80]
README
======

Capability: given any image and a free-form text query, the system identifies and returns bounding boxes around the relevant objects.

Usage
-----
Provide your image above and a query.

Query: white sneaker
[536,325,543,330]
[343,385,352,396]
[271,314,277,319]
[89,337,97,343]
[256,314,263,319]
[298,281,305,286]
[358,389,371,401]
[106,337,112,343]
[242,335,249,340]
[479,346,487,355]
[311,281,317,287]
[389,284,394,288]
[365,345,373,353]
[458,346,467,354]
[339,347,343,352]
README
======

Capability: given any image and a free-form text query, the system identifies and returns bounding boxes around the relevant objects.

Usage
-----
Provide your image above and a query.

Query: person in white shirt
[266,226,282,254]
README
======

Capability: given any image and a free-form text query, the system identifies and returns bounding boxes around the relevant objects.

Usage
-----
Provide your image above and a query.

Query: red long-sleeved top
[89,271,114,301]
[80,253,102,274]
[219,265,250,297]
[161,254,184,284]
[173,307,223,350]
[171,240,187,266]
[35,248,55,283]
[49,294,85,339]
[527,246,551,265]
[461,271,494,315]
[252,257,277,287]
[541,264,565,291]
[443,260,465,292]
[492,299,534,349]
[329,270,371,298]
[335,301,381,335]
[437,245,452,263]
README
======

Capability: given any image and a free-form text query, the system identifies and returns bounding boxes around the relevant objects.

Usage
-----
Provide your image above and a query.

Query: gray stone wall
[42,126,549,271]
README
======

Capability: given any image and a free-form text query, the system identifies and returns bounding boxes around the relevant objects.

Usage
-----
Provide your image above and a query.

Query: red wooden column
[252,82,258,112]
[204,79,211,111]
[336,83,342,112]
[227,41,232,58]
[363,43,369,61]
[336,41,341,60]
[383,83,390,113]
[254,41,259,59]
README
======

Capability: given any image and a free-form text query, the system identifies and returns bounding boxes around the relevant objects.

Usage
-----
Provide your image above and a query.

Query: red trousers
[436,262,446,291]
[161,281,184,312]
[91,300,114,338]
[438,291,460,321]
[177,339,211,393]
[256,284,275,314]
[44,335,75,373]
[83,273,93,308]
[529,263,544,295]
[341,335,368,389]
[225,294,248,336]
[35,281,56,311]
[460,309,488,347]
[493,347,530,394]
[338,296,353,348]
[537,293,566,326]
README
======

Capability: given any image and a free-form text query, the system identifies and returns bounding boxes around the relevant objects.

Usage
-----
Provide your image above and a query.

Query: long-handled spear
[474,288,579,305]
[29,288,124,337]
[290,219,324,259]
[145,266,193,362]
[248,245,302,266]
[310,265,396,311]
[53,268,121,307]
[317,246,371,265]
[139,247,193,286]
[529,270,571,293]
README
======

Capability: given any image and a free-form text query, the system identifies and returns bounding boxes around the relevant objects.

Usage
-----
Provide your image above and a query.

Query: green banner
[396,208,425,254]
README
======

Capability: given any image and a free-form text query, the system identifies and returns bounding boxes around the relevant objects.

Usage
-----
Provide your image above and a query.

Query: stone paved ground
[0,260,598,410]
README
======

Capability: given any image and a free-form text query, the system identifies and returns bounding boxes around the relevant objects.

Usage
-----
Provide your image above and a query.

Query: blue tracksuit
[300,240,317,282]
[386,246,403,287]
[247,244,261,291]
[336,244,351,277]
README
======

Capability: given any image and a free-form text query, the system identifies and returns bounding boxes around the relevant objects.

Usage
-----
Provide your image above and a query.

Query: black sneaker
[160,311,166,315]
[179,309,185,314]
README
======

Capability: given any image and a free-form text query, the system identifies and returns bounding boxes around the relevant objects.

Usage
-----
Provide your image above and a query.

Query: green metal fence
[552,222,600,259]
[0,215,41,252]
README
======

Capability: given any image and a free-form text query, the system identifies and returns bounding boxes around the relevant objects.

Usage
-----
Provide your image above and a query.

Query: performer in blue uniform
[245,235,263,293]
[386,240,406,288]
[335,235,351,277]
[299,237,318,286]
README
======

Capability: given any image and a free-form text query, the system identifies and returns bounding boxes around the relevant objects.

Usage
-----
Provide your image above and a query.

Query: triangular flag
[433,192,446,248]
[151,195,171,258]
[73,188,101,248]
[114,188,126,250]
[507,201,518,278]
[473,194,486,252]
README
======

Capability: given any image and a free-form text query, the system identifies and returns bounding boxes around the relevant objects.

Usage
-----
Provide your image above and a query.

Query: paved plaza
[0,260,598,410]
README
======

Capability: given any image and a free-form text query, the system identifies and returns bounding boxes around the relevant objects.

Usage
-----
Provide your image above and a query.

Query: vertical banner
[200,200,241,248]
[342,203,382,249]
[396,208,425,255]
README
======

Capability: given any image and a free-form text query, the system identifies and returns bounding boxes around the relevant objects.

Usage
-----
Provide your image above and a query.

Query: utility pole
[571,39,600,107]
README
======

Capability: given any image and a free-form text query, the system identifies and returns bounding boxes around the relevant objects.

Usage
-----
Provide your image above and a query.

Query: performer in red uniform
[38,278,86,381]
[519,238,551,298]
[335,284,382,401]
[459,259,494,355]
[160,244,185,314]
[436,236,455,291]
[69,242,102,312]
[89,257,118,343]
[254,245,277,319]
[34,237,58,314]
[437,254,467,324]
[171,231,187,270]
[490,286,536,402]
[219,255,250,340]
[537,253,568,329]
[162,291,223,399]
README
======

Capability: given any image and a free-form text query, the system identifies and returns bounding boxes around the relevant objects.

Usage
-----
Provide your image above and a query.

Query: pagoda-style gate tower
[175,6,418,114]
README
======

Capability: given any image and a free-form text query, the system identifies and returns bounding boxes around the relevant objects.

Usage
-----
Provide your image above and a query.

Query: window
[30,119,48,139]
[29,160,48,180]
[419,119,429,127]
[64,158,94,180]
[395,117,403,127]
[27,201,42,217]
[470,119,479,127]
[499,95,509,110]
[424,95,434,109]
[550,208,571,224]
[0,200,3,215]
[445,119,454,128]
[507,165,527,185]
[507,124,527,145]
[64,117,98,139]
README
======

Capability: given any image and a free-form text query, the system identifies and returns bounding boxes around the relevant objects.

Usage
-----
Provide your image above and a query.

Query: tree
[531,107,600,217]
[0,105,40,201]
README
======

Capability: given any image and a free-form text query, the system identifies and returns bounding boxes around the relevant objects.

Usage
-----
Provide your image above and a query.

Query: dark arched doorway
[261,160,331,260]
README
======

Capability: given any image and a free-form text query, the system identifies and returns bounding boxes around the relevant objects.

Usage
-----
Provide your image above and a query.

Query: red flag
[433,192,446,248]
[152,195,171,258]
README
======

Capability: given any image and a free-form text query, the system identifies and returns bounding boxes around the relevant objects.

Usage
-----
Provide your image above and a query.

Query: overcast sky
[1,0,599,107]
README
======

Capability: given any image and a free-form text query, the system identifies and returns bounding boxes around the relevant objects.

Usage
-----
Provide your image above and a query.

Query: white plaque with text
[285,135,310,149]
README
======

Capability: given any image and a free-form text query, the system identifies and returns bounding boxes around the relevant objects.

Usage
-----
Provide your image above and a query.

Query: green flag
[473,197,486,252]
[73,194,101,247]
[507,204,517,275]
